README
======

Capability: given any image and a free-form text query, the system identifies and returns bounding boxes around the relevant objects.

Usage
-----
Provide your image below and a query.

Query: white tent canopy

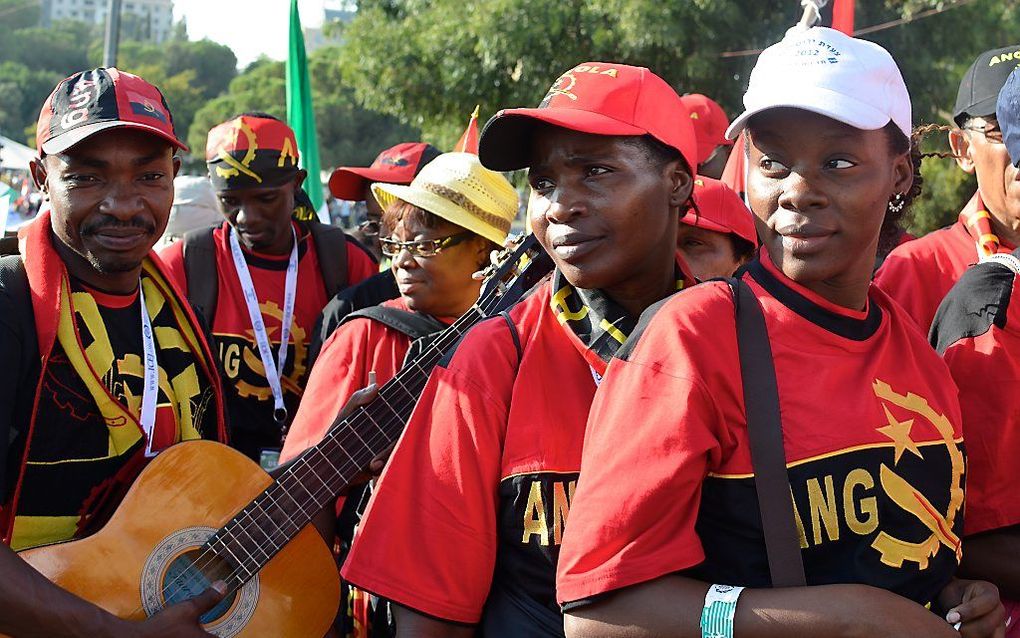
[0,134,34,171]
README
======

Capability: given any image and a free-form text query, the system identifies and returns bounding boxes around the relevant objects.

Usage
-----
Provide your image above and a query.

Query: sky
[173,0,326,68]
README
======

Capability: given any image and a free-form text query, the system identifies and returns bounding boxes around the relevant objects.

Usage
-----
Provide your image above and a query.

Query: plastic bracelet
[700,584,745,638]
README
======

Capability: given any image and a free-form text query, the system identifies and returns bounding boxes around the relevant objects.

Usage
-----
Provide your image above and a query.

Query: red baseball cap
[328,142,442,200]
[478,62,698,172]
[681,177,758,247]
[679,93,733,165]
[36,68,187,156]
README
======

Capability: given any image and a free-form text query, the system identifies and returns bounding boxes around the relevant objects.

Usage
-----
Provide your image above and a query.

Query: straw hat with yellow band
[371,152,517,246]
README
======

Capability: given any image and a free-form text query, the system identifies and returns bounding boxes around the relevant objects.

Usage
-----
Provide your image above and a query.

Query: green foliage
[0,0,40,29]
[188,48,418,170]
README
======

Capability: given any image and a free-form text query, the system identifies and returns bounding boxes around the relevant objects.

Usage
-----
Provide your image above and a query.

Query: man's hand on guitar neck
[0,543,225,637]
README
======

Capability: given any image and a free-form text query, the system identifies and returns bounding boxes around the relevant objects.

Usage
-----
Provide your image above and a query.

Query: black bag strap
[0,254,37,496]
[308,222,349,299]
[728,276,806,588]
[181,227,219,329]
[344,306,446,341]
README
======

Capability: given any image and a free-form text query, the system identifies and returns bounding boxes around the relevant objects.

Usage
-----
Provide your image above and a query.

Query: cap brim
[330,164,421,200]
[725,85,895,140]
[41,120,188,155]
[371,182,508,245]
[479,109,646,171]
[954,96,1000,125]
[680,211,732,235]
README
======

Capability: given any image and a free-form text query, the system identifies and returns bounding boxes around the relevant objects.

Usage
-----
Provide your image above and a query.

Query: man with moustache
[876,44,1020,331]
[0,68,228,637]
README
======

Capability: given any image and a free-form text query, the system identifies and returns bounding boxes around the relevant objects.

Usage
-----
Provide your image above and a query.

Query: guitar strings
[142,254,538,615]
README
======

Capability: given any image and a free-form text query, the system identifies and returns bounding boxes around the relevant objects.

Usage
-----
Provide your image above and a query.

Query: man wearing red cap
[0,68,228,637]
[160,113,376,464]
[680,93,735,179]
[339,61,699,637]
[309,142,442,364]
[678,176,758,279]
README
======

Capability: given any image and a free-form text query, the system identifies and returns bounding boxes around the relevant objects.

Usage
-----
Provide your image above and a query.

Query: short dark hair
[729,234,756,263]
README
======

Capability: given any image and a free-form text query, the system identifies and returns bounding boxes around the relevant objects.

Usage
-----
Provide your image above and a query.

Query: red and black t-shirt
[341,283,599,627]
[11,280,219,548]
[931,257,1020,536]
[161,221,375,458]
[558,255,965,609]
[875,194,1014,332]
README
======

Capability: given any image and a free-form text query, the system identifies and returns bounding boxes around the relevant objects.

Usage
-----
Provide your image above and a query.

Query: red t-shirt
[279,297,418,464]
[931,260,1020,536]
[160,221,376,456]
[340,283,599,625]
[875,193,1014,332]
[558,255,965,609]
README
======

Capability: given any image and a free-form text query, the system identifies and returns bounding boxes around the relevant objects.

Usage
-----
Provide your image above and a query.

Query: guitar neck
[206,305,485,576]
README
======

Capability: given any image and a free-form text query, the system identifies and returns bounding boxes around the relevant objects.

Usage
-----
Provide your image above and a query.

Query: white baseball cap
[726,26,911,141]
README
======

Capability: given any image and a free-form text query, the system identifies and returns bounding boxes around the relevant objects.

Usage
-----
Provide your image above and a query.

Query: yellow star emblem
[877,403,923,464]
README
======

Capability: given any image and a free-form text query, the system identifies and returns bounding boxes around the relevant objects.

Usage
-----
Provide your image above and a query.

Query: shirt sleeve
[156,240,188,297]
[556,287,735,604]
[345,239,378,287]
[340,316,520,624]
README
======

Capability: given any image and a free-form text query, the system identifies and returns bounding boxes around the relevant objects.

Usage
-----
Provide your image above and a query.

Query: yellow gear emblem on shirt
[236,300,308,401]
[870,379,965,569]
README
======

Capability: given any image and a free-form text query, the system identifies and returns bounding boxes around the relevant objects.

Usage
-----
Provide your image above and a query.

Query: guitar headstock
[477,233,554,317]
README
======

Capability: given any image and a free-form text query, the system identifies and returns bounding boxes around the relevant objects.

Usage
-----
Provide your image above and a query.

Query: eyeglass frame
[961,118,1004,145]
[357,219,382,237]
[380,230,474,258]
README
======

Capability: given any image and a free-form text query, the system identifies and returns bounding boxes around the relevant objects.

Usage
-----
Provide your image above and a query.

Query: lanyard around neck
[228,225,299,424]
[138,280,160,457]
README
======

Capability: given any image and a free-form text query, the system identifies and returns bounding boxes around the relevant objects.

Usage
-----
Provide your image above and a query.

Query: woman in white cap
[558,27,1006,638]
[278,151,517,636]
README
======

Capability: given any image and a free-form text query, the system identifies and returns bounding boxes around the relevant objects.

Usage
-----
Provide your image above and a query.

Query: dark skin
[392,126,693,637]
[564,109,1005,638]
[30,128,181,294]
[698,143,731,180]
[949,117,1020,247]
[14,128,228,636]
[676,224,747,280]
[214,170,307,256]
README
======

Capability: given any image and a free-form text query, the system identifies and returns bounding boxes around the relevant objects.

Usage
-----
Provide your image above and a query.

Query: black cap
[954,45,1020,126]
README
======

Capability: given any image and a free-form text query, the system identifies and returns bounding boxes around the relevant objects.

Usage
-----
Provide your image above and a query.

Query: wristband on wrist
[700,583,745,638]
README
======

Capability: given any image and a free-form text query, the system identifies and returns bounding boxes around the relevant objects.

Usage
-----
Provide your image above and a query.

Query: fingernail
[212,581,227,595]
[946,610,961,624]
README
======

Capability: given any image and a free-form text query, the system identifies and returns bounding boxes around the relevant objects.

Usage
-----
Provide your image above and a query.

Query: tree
[188,48,419,170]
[336,0,1020,233]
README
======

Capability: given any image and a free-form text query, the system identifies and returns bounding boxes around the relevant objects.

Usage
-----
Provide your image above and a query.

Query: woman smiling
[558,27,1006,638]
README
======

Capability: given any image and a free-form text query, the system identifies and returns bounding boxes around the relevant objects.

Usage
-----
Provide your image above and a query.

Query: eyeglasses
[380,231,473,258]
[358,219,381,237]
[963,124,1004,145]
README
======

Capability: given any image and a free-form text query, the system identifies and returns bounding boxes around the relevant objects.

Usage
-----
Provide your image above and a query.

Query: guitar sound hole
[162,549,237,624]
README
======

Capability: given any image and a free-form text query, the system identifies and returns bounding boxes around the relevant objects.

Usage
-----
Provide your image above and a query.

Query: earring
[887,193,906,214]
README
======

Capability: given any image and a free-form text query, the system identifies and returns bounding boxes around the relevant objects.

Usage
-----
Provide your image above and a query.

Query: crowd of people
[0,22,1019,638]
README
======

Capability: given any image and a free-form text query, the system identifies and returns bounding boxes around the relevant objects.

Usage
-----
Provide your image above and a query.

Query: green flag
[286,0,324,218]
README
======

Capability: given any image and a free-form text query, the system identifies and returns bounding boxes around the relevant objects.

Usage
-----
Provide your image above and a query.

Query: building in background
[41,0,175,43]
[303,0,355,54]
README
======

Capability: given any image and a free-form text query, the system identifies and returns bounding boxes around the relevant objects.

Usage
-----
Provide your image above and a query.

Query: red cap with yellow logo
[205,114,302,192]
[678,93,733,166]
[478,62,697,173]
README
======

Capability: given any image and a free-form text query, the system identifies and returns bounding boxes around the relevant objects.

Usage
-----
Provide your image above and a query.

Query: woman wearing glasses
[279,151,517,636]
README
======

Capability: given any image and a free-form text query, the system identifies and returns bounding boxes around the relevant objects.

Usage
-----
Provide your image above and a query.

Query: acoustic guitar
[10,235,553,637]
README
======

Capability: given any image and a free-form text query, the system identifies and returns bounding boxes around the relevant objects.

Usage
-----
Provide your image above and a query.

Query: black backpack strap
[499,311,523,363]
[343,306,446,341]
[181,227,219,330]
[727,276,806,588]
[308,222,349,299]
[0,254,37,499]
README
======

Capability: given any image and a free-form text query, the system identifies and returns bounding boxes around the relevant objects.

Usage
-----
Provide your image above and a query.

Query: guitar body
[14,440,340,638]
